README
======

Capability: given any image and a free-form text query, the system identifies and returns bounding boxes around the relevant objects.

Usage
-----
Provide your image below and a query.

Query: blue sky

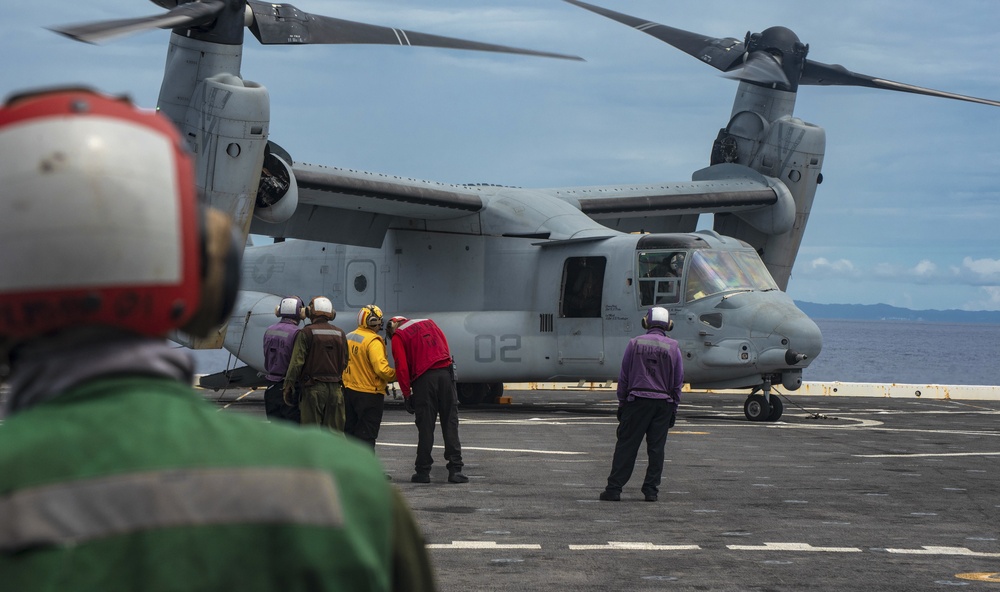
[5,0,1000,311]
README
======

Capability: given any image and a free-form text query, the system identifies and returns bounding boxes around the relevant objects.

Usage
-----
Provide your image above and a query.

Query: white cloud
[807,257,856,276]
[962,257,1000,282]
[798,255,1000,293]
[913,260,937,276]
[963,286,1000,311]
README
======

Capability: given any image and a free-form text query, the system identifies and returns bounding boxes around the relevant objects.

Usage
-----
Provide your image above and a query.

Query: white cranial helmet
[642,307,673,331]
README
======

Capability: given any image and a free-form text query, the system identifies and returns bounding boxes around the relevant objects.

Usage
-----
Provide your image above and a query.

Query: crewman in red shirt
[386,317,467,484]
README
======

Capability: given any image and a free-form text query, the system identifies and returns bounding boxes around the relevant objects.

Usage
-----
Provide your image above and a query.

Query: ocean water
[806,319,1000,386]
[187,319,1000,387]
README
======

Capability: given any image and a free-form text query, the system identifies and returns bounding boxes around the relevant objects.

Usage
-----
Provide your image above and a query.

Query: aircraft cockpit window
[637,251,685,306]
[561,256,606,318]
[734,250,779,291]
[685,249,776,302]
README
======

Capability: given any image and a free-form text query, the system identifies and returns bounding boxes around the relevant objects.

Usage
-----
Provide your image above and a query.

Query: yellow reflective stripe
[0,467,343,551]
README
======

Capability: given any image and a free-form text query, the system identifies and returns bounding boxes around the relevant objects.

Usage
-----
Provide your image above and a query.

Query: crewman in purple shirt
[263,296,304,423]
[600,306,684,502]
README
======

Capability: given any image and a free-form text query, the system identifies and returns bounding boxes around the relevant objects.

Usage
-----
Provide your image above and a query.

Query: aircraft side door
[555,256,606,366]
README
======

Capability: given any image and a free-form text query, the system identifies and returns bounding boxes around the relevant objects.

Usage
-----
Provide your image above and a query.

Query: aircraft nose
[776,311,823,365]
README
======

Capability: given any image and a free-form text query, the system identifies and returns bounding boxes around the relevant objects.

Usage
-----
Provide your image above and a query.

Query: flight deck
[206,386,1000,591]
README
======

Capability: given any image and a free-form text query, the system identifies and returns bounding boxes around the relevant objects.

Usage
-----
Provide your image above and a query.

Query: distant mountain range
[795,301,1000,324]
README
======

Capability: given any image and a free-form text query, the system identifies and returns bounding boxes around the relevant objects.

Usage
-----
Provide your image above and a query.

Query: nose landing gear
[744,379,783,422]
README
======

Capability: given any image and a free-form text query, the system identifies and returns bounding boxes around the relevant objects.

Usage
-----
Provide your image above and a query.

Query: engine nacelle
[254,150,298,224]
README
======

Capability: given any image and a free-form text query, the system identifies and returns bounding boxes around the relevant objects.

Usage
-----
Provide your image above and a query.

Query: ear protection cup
[180,207,242,338]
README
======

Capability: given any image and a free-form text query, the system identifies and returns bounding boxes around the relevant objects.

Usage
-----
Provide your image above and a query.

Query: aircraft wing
[250,162,486,247]
[251,161,792,245]
[544,163,795,236]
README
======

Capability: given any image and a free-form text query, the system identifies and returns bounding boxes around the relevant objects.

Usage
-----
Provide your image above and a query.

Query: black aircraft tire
[767,396,784,421]
[744,394,771,422]
[457,383,487,406]
[486,382,505,404]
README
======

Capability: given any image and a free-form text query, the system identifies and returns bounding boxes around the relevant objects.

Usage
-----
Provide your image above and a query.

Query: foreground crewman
[0,88,436,591]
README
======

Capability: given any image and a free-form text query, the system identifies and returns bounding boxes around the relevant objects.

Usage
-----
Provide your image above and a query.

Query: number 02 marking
[474,334,522,363]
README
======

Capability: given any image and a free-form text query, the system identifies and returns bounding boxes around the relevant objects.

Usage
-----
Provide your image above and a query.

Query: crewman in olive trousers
[284,297,349,431]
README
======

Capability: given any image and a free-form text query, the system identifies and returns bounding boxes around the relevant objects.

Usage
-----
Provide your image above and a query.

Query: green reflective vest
[0,376,427,592]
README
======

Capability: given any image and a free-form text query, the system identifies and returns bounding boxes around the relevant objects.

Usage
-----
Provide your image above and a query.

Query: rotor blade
[722,52,789,87]
[802,60,1000,108]
[247,1,583,61]
[562,0,745,72]
[51,1,225,44]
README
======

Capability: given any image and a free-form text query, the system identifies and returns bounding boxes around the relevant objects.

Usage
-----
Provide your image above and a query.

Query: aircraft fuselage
[227,228,821,393]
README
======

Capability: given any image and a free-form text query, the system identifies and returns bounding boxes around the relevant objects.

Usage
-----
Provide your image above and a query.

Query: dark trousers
[605,397,675,496]
[344,387,384,448]
[264,382,300,424]
[412,367,463,474]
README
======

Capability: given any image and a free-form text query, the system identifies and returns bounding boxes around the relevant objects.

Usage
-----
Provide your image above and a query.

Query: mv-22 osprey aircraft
[55,0,1000,421]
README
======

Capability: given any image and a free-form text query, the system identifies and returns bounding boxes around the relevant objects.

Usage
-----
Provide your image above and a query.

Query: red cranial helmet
[0,87,240,342]
[385,315,408,337]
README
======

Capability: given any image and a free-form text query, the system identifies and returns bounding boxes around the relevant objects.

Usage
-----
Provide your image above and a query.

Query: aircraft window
[684,250,755,301]
[733,250,779,290]
[637,251,685,306]
[561,256,606,318]
[700,313,723,328]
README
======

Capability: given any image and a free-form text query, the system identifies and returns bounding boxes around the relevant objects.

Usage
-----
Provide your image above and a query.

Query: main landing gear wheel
[743,394,771,422]
[767,395,784,421]
[456,382,504,405]
[457,383,487,405]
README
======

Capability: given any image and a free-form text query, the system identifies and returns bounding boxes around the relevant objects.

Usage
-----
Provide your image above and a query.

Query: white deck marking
[727,542,862,553]
[425,540,1000,557]
[427,541,541,550]
[376,442,585,455]
[885,546,1000,558]
[856,451,1000,458]
[569,542,700,551]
